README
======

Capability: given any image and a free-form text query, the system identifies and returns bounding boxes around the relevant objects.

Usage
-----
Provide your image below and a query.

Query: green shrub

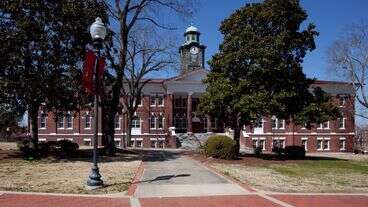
[57,140,79,157]
[204,135,236,160]
[285,146,305,159]
[272,146,285,156]
[39,142,50,156]
[253,146,263,157]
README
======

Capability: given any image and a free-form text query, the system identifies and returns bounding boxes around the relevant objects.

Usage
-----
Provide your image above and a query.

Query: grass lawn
[210,155,368,193]
[0,142,141,194]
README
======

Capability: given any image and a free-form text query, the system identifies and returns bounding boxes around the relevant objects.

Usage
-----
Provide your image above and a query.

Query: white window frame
[150,95,156,106]
[271,116,285,129]
[317,137,330,151]
[66,113,73,129]
[339,137,346,151]
[157,115,164,129]
[57,116,65,129]
[272,137,286,148]
[132,117,140,128]
[115,115,121,130]
[339,96,347,107]
[339,117,346,129]
[84,114,92,129]
[301,137,308,151]
[114,138,121,147]
[83,138,92,146]
[252,137,266,150]
[39,113,47,129]
[150,115,156,129]
[318,121,329,129]
[157,95,164,106]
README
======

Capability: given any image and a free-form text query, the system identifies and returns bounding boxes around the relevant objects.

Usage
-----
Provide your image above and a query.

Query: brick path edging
[127,161,144,196]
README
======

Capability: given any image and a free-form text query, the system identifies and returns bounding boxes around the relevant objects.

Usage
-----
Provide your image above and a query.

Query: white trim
[39,138,46,142]
[57,138,73,141]
[317,137,330,151]
[83,138,91,141]
[339,137,346,150]
[132,138,143,141]
[339,117,346,129]
[317,121,330,130]
[301,137,308,140]
[150,138,157,141]
[158,138,165,140]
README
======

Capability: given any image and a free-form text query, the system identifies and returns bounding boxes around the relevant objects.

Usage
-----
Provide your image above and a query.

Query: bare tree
[102,0,196,154]
[327,21,368,120]
[355,125,368,153]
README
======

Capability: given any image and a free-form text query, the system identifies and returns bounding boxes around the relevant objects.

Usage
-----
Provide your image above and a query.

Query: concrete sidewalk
[133,150,248,197]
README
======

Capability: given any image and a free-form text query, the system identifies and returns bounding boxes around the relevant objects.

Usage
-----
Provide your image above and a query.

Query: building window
[85,114,91,129]
[271,116,285,129]
[150,115,156,129]
[301,137,308,151]
[66,113,73,129]
[272,138,285,149]
[339,137,346,150]
[339,96,347,107]
[150,95,156,106]
[83,138,91,146]
[339,117,346,129]
[115,115,121,129]
[150,140,157,148]
[57,116,64,129]
[157,96,164,106]
[254,118,263,128]
[114,139,121,147]
[132,117,140,128]
[157,115,163,129]
[252,138,266,150]
[39,113,46,129]
[136,140,143,148]
[129,140,135,147]
[317,137,330,151]
[318,121,329,129]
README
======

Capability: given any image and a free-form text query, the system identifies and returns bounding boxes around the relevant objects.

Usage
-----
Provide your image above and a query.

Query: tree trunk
[126,114,132,148]
[29,104,40,152]
[233,126,241,155]
[105,109,116,155]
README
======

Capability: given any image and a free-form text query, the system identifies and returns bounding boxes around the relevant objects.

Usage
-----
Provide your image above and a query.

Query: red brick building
[38,26,355,152]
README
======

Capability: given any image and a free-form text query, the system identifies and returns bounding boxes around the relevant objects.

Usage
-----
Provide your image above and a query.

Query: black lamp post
[87,17,106,188]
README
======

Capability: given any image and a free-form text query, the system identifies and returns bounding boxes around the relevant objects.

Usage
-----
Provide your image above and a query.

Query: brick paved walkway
[1,192,368,207]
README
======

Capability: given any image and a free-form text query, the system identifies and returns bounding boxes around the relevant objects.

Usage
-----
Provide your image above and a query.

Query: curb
[127,161,145,196]
[0,190,129,198]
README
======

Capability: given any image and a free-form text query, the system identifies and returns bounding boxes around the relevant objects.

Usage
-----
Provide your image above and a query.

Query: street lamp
[87,17,106,188]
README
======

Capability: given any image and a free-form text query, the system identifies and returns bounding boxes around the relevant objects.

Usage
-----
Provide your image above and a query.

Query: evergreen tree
[0,0,107,151]
[199,0,339,153]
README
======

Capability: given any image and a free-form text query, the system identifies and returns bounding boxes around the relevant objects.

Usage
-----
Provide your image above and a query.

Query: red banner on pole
[82,50,96,95]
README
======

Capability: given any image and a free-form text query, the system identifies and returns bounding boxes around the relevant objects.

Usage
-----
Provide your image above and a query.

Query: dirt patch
[0,150,141,194]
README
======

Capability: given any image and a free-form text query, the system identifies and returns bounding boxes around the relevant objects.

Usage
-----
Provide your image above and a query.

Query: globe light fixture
[90,17,106,40]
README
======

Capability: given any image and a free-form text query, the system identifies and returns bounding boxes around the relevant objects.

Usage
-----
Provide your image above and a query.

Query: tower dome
[185,25,199,33]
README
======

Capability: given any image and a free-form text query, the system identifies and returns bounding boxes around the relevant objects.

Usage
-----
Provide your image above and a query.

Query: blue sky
[176,0,368,81]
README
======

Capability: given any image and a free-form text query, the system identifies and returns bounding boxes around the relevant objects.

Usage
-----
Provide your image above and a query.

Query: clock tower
[179,25,206,74]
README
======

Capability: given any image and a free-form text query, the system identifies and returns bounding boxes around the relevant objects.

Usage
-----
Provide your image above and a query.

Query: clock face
[190,46,199,55]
